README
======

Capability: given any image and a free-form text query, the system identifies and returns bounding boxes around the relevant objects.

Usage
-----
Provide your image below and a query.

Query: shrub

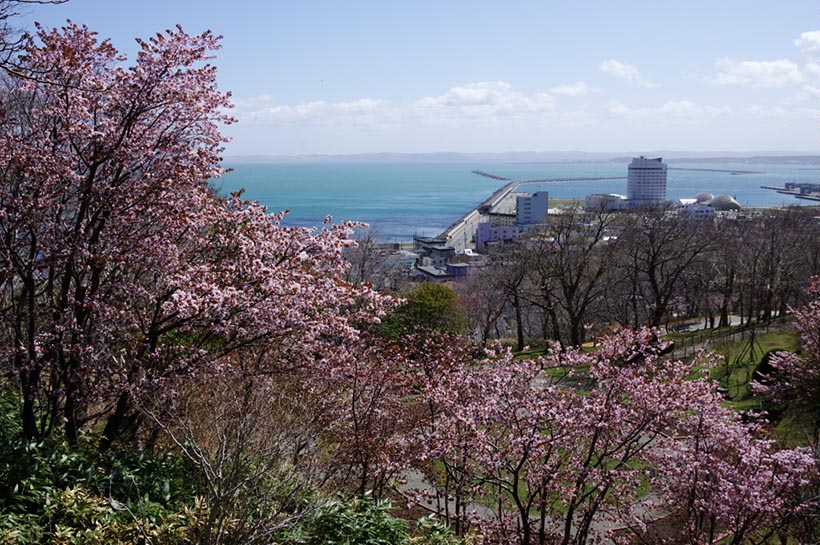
[282,495,408,545]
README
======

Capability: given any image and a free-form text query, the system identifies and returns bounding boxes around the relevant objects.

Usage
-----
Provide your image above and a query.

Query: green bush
[411,515,469,545]
[283,495,408,545]
[381,283,467,337]
[281,496,467,545]
[0,485,207,544]
[0,394,205,545]
[1,437,198,515]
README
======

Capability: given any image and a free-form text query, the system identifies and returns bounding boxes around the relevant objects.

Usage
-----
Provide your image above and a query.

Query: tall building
[516,191,549,224]
[627,156,667,204]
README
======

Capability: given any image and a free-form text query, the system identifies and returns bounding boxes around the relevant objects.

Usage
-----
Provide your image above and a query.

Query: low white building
[680,202,716,220]
[476,222,520,252]
[516,191,550,224]
[585,193,626,212]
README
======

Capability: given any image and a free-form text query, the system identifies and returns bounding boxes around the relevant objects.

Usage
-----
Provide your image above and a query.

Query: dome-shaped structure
[706,194,741,210]
[694,192,713,203]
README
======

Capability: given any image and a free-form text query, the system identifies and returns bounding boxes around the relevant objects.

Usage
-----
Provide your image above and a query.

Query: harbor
[218,161,820,241]
[761,182,820,202]
[440,172,627,249]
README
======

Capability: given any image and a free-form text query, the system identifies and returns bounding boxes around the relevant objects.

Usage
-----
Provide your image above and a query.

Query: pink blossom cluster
[401,329,815,544]
[0,23,393,443]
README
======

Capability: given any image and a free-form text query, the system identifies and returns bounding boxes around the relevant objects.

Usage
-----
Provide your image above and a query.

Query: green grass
[510,323,801,409]
[709,327,800,403]
[548,198,582,208]
[773,410,818,448]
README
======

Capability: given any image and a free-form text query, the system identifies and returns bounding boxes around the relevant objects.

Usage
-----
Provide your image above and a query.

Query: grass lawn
[548,198,583,208]
[709,327,800,403]
[510,324,801,406]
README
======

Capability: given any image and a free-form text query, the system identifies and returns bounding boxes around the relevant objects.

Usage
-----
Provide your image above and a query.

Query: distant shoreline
[224,151,818,166]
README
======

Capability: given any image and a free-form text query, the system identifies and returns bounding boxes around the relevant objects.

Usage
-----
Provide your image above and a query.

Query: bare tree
[344,225,384,286]
[0,1,66,73]
[523,207,616,346]
[613,207,719,329]
[486,244,532,351]
[142,363,332,545]
[708,218,744,327]
[453,268,508,342]
[734,209,818,325]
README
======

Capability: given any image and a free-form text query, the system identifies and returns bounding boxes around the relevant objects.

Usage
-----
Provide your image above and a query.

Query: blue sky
[21,1,819,155]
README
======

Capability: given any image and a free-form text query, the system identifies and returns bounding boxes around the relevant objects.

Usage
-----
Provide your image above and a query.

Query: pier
[761,184,820,202]
[439,171,629,250]
[440,178,521,251]
[472,169,510,181]
[517,176,626,184]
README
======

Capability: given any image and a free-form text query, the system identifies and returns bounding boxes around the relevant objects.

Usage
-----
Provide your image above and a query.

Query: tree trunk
[100,391,131,450]
[514,292,524,352]
[19,368,40,439]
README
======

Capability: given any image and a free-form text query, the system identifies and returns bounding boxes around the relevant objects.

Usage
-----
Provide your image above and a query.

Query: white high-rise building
[627,156,667,204]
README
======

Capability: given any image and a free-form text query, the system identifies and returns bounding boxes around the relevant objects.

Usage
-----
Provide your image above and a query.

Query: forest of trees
[458,206,820,350]
[0,2,819,544]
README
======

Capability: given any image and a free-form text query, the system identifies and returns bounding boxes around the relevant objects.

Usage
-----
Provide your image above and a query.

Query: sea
[216,162,819,241]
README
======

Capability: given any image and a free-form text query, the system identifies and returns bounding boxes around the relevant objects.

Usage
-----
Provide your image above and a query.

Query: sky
[19,1,820,156]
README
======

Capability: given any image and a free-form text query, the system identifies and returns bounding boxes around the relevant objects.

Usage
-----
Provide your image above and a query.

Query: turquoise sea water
[217,162,819,240]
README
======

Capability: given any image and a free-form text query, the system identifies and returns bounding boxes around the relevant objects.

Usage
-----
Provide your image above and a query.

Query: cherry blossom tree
[751,276,820,543]
[311,333,419,499]
[638,408,814,545]
[0,22,391,444]
[753,276,820,426]
[411,329,815,545]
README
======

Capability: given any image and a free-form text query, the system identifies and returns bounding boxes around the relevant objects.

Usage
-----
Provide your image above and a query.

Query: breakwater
[669,167,764,175]
[472,169,510,181]
[761,185,820,202]
[217,162,819,240]
[518,176,626,184]
[440,177,521,250]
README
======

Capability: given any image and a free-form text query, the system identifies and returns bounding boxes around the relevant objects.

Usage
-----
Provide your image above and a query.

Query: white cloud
[742,105,788,118]
[232,94,277,109]
[554,108,598,128]
[550,81,598,96]
[605,99,811,127]
[414,81,555,119]
[599,59,658,88]
[793,31,820,102]
[801,83,820,96]
[232,81,556,129]
[804,62,820,80]
[707,58,804,88]
[605,101,632,116]
[232,97,400,130]
[794,31,820,54]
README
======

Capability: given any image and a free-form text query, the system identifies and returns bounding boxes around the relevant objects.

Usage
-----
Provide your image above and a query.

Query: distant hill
[673,155,817,165]
[609,155,818,165]
[225,151,817,165]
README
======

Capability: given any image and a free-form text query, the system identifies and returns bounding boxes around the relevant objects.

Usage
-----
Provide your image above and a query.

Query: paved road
[441,179,521,250]
[444,209,480,252]
[662,315,743,334]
